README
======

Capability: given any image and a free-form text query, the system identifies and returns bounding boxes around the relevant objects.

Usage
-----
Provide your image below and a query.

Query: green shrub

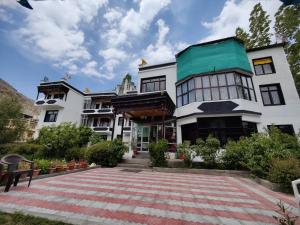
[111,138,128,162]
[222,127,300,177]
[198,135,220,166]
[149,139,168,167]
[65,147,87,161]
[222,139,249,170]
[177,141,195,167]
[0,143,44,159]
[86,140,127,167]
[89,133,105,145]
[34,159,52,174]
[37,123,92,158]
[268,158,300,192]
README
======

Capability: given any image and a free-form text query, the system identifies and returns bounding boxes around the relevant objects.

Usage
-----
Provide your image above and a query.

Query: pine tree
[235,27,252,49]
[249,3,272,48]
[275,4,300,95]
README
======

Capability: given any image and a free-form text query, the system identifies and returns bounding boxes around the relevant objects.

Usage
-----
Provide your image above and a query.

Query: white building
[35,37,300,158]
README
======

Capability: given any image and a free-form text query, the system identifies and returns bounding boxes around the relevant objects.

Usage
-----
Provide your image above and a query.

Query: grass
[0,211,71,225]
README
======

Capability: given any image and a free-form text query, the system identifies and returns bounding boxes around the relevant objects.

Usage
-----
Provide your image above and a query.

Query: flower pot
[48,167,56,174]
[56,166,64,173]
[80,162,88,169]
[33,169,41,177]
[0,173,8,185]
[179,153,184,160]
[63,165,68,171]
[75,163,80,169]
[68,164,75,170]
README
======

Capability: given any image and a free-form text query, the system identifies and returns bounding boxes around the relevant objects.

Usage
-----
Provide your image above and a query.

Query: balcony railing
[82,108,113,115]
[123,126,132,132]
[35,98,65,108]
[93,126,113,132]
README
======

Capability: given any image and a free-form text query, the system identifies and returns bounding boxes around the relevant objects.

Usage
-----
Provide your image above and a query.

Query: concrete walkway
[0,167,298,225]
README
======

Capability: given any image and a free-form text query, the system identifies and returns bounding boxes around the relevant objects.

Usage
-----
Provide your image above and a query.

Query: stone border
[252,177,290,193]
[19,166,102,183]
[152,167,251,177]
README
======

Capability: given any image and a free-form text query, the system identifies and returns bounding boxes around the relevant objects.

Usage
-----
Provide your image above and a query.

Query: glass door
[137,126,150,151]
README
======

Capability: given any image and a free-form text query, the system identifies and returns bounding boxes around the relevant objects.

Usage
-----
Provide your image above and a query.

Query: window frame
[118,117,124,126]
[140,75,166,93]
[252,56,276,76]
[176,72,256,107]
[259,83,285,106]
[44,110,58,122]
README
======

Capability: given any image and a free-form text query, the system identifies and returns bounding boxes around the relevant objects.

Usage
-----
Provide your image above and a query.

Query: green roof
[176,37,252,81]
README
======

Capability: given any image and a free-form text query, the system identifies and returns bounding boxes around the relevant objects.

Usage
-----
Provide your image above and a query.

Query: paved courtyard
[0,167,298,225]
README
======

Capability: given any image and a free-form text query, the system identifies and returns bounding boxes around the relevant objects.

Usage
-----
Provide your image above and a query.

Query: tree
[0,97,26,144]
[37,123,92,158]
[235,27,252,49]
[249,3,272,48]
[275,4,300,95]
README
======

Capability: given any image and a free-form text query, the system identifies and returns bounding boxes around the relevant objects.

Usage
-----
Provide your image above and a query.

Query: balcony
[82,108,114,115]
[35,98,65,108]
[92,126,113,132]
[123,126,132,132]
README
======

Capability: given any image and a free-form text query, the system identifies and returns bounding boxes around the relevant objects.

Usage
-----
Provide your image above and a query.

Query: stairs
[118,153,151,169]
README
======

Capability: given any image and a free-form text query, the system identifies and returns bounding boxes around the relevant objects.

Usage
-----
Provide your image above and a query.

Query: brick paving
[0,167,298,225]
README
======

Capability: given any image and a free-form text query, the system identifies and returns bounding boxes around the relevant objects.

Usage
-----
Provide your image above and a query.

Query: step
[118,163,150,169]
[123,159,150,166]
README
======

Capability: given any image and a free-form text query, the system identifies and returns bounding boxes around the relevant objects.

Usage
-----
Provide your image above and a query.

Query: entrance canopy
[111,91,175,119]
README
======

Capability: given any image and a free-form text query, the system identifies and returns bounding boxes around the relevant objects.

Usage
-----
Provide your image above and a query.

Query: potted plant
[32,164,41,177]
[79,160,88,168]
[53,160,64,173]
[18,162,29,179]
[48,161,56,174]
[67,160,75,170]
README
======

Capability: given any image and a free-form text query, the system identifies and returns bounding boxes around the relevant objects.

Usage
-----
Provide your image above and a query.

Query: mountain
[0,79,40,118]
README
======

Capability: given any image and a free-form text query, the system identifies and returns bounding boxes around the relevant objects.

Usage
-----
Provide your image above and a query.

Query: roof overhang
[111,91,175,119]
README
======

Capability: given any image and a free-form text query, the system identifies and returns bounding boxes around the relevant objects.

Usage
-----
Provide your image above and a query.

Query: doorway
[137,126,150,151]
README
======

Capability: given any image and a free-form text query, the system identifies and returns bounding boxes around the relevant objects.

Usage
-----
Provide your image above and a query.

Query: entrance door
[137,126,150,151]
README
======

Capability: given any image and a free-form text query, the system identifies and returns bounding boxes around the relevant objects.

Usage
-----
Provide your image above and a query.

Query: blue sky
[0,0,281,99]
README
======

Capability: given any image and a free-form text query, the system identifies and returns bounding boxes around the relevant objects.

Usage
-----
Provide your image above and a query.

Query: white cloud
[200,0,282,43]
[130,19,188,71]
[120,0,171,36]
[101,0,171,48]
[81,61,102,77]
[13,0,107,74]
[0,8,12,23]
[99,48,127,61]
[104,7,123,24]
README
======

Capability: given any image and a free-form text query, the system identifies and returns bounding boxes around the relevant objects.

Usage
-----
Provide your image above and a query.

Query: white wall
[34,88,84,138]
[138,64,177,103]
[247,46,300,133]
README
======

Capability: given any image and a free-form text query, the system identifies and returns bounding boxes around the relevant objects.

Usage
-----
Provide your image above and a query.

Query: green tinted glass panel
[176,39,252,81]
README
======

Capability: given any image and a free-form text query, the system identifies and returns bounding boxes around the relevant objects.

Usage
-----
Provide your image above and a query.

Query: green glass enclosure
[176,38,252,81]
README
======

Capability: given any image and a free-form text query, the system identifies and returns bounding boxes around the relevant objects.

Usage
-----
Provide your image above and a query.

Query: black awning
[111,91,175,119]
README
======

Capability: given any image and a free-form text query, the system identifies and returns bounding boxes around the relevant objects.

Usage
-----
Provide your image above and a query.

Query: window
[267,124,294,135]
[53,93,64,99]
[141,76,166,93]
[176,72,256,107]
[93,118,98,127]
[102,102,111,108]
[44,110,58,122]
[100,118,110,127]
[260,84,285,106]
[253,57,275,75]
[95,103,100,109]
[118,117,124,126]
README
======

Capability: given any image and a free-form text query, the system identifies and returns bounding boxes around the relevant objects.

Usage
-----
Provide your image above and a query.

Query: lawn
[0,211,71,225]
